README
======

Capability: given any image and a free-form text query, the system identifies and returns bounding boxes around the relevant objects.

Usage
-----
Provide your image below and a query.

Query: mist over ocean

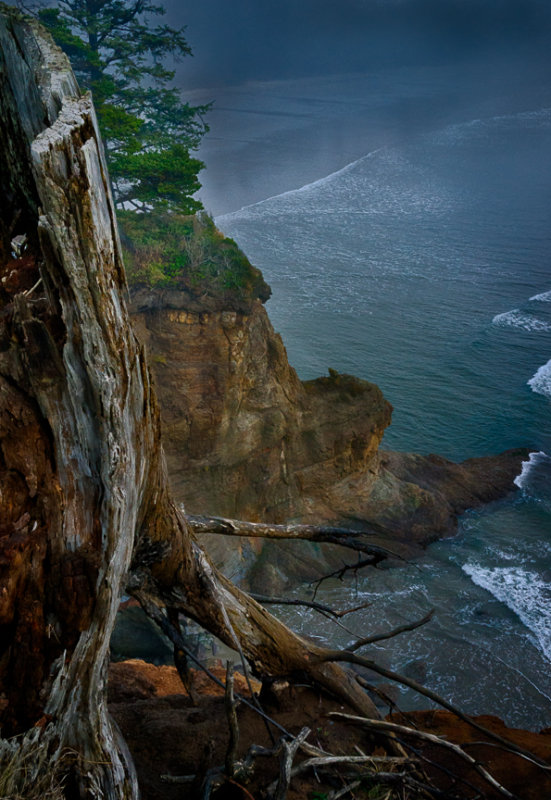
[182,17,551,728]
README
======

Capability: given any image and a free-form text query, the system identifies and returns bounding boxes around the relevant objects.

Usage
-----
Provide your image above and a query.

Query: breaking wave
[462,564,551,661]
[528,359,551,399]
[492,310,551,332]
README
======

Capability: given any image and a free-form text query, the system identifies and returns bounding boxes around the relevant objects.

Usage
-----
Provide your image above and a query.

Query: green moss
[118,210,270,308]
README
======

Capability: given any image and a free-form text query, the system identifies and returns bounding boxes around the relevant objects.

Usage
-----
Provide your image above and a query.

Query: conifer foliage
[37,0,209,213]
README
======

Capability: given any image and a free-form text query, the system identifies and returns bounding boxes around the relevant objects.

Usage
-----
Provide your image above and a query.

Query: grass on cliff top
[118,210,270,307]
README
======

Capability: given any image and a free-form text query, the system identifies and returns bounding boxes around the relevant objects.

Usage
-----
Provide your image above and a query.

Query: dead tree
[0,10,378,798]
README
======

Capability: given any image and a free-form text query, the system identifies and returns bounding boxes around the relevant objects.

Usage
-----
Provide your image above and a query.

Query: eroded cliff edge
[129,283,526,588]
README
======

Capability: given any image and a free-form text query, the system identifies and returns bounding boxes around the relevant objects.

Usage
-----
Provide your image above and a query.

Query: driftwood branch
[365,770,453,799]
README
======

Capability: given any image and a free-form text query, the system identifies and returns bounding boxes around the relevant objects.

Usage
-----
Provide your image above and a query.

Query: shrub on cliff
[119,211,271,308]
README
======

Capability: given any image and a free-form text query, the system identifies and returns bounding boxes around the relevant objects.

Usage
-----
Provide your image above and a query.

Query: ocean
[190,57,551,729]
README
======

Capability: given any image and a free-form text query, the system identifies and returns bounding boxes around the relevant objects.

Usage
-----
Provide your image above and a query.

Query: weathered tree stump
[0,9,378,798]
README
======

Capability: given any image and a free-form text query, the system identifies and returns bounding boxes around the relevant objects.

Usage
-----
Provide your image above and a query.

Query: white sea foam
[216,148,385,224]
[492,310,551,332]
[528,359,551,398]
[435,107,551,145]
[514,451,551,513]
[462,564,551,661]
[530,289,551,302]
[514,450,551,489]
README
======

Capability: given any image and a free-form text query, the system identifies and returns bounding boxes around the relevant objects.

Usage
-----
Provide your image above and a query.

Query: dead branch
[290,753,416,776]
[249,594,349,617]
[397,739,487,799]
[364,770,455,799]
[251,594,368,640]
[168,608,199,704]
[354,674,402,716]
[134,590,293,739]
[316,647,551,769]
[334,601,373,618]
[327,780,362,800]
[348,609,435,651]
[311,556,384,599]
[271,727,311,800]
[224,662,239,779]
[186,512,406,561]
[329,714,518,799]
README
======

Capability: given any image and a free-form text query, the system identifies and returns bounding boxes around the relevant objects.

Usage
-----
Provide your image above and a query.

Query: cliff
[129,285,526,588]
[130,297,390,521]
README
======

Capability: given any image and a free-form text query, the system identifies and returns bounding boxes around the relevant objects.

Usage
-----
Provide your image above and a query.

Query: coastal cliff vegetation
[119,210,271,306]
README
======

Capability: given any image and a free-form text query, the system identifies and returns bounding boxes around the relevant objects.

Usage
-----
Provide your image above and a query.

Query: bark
[186,512,405,560]
[0,9,378,798]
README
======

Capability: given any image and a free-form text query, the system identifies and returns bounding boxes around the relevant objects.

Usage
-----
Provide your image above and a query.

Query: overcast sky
[163,0,551,87]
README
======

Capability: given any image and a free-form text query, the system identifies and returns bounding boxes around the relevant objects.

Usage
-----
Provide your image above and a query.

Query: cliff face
[131,297,391,523]
[130,289,527,589]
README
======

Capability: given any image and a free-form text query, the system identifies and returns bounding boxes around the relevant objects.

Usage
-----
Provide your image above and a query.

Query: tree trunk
[0,10,378,798]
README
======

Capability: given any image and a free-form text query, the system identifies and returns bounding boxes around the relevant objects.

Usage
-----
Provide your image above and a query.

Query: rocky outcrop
[130,290,527,588]
[130,298,391,523]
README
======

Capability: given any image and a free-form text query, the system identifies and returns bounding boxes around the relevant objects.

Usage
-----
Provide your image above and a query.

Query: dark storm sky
[163,0,551,87]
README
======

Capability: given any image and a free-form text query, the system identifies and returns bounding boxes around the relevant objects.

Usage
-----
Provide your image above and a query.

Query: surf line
[216,147,386,224]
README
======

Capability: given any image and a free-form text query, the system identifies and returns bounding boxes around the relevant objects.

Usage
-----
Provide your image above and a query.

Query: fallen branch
[329,714,518,799]
[334,601,373,618]
[327,780,362,800]
[271,727,311,800]
[354,674,402,716]
[365,770,455,799]
[316,647,551,769]
[397,738,487,799]
[290,753,416,776]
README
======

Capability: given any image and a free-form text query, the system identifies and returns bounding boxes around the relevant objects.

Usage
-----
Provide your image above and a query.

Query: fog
[165,0,551,89]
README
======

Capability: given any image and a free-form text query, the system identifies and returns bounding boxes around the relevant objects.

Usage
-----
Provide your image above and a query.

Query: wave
[530,289,551,303]
[433,107,551,146]
[492,309,551,332]
[216,148,385,224]
[514,451,551,512]
[462,564,551,661]
[528,358,551,399]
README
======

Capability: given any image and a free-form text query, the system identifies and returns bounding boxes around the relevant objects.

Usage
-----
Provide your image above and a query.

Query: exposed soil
[108,659,551,800]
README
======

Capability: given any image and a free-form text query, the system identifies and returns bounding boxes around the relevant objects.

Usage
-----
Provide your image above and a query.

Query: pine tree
[37,0,210,213]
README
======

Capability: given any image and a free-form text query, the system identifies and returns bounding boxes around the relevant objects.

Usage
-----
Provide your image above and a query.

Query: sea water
[192,59,551,729]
